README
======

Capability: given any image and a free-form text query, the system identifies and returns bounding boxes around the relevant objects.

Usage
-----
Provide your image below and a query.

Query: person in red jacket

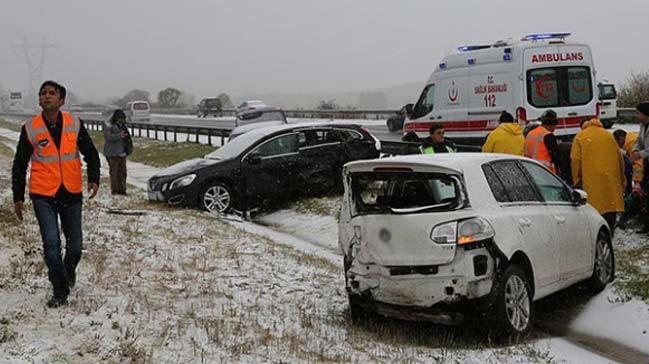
[11,80,100,308]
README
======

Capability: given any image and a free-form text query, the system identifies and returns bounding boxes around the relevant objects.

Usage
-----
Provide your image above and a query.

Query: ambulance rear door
[523,45,596,132]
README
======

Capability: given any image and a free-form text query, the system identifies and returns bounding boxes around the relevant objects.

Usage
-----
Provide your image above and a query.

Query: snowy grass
[0,117,21,132]
[88,130,217,168]
[277,193,343,218]
[0,135,14,155]
[613,240,649,302]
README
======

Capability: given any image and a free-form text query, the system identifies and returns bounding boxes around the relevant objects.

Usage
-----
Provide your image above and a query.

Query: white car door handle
[518,218,532,227]
[554,216,566,224]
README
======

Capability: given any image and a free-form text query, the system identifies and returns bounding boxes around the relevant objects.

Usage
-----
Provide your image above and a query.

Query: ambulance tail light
[596,102,601,116]
[516,107,527,123]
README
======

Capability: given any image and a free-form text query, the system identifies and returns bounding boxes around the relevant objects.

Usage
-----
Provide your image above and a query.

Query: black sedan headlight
[168,174,196,190]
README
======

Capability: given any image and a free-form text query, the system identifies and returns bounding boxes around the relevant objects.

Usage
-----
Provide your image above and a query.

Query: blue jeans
[32,198,82,297]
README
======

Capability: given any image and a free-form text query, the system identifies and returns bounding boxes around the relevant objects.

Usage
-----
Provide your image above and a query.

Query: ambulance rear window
[528,69,558,107]
[527,66,592,108]
[598,84,616,100]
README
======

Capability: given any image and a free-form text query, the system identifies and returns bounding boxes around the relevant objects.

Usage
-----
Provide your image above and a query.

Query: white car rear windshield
[133,102,149,110]
[350,172,464,215]
[238,111,287,125]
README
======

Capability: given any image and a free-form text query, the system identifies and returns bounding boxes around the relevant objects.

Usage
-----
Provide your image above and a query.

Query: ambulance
[402,33,598,143]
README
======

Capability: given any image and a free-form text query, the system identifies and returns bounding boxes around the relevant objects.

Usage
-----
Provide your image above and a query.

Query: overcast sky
[0,0,646,103]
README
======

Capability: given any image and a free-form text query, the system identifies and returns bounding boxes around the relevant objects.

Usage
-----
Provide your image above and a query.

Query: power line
[11,37,61,96]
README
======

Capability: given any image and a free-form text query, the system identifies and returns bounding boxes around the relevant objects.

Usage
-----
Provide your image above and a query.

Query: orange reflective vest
[24,112,82,196]
[525,126,556,173]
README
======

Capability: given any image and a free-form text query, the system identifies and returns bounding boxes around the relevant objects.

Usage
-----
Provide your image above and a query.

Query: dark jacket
[103,119,132,157]
[543,133,561,171]
[12,112,101,203]
[556,141,573,186]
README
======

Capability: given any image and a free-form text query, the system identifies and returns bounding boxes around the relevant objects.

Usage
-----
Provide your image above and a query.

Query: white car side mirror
[572,189,588,205]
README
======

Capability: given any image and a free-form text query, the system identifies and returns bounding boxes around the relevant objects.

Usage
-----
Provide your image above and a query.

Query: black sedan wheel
[200,182,233,213]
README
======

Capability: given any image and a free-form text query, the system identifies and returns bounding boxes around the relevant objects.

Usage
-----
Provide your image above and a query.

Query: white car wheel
[504,274,531,332]
[588,233,614,292]
[491,265,533,339]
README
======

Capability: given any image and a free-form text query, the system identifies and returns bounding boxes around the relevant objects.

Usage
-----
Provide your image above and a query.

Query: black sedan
[147,122,380,213]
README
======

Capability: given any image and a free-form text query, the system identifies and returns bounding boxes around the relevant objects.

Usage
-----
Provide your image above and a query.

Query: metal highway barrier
[82,118,230,146]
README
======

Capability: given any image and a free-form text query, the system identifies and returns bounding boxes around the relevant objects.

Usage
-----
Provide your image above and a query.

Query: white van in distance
[1,91,25,113]
[402,33,598,143]
[125,100,151,123]
[597,80,617,129]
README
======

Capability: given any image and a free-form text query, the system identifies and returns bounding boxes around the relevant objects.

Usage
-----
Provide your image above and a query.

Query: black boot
[66,269,76,289]
[46,294,68,308]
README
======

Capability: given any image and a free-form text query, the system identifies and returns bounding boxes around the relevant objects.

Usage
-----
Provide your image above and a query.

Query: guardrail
[82,118,230,146]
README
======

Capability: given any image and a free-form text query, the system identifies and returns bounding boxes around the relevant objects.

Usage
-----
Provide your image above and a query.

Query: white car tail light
[430,217,495,245]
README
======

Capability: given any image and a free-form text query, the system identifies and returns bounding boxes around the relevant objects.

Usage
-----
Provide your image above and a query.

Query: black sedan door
[241,132,300,199]
[334,127,379,161]
[295,128,344,193]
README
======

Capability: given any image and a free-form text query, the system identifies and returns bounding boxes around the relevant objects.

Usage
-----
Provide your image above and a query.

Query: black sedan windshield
[205,131,263,160]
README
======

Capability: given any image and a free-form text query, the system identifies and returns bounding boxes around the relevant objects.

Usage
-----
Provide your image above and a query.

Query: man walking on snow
[11,80,100,307]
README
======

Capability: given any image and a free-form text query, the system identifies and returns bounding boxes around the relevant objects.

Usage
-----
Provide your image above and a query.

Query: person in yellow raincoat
[482,111,525,155]
[571,118,626,233]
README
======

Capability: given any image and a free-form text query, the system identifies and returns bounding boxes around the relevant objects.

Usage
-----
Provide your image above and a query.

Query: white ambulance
[402,33,598,142]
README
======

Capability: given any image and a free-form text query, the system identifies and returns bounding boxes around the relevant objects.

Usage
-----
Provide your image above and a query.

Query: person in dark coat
[630,102,649,233]
[103,109,132,195]
[556,141,573,186]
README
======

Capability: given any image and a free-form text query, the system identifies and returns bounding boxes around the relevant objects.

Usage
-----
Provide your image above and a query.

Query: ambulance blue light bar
[522,32,571,41]
[457,44,491,52]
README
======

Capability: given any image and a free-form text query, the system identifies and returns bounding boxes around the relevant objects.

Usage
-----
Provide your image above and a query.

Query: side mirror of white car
[572,189,588,205]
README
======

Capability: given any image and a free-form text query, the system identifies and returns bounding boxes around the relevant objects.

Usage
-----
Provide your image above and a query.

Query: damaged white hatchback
[339,154,614,338]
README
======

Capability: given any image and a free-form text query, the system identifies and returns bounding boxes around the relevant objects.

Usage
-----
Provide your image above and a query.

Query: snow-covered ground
[1,122,648,362]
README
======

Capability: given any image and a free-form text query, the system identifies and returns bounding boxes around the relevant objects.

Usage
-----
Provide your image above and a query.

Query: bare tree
[157,87,182,108]
[618,70,649,107]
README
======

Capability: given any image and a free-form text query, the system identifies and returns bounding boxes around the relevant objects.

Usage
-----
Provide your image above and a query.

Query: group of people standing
[482,102,649,233]
[413,103,649,235]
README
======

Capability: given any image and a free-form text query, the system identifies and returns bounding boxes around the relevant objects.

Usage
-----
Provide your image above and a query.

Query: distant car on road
[68,104,83,112]
[229,107,288,140]
[386,106,408,132]
[147,122,380,213]
[197,97,223,118]
[237,100,267,113]
[340,154,614,339]
[125,101,151,123]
